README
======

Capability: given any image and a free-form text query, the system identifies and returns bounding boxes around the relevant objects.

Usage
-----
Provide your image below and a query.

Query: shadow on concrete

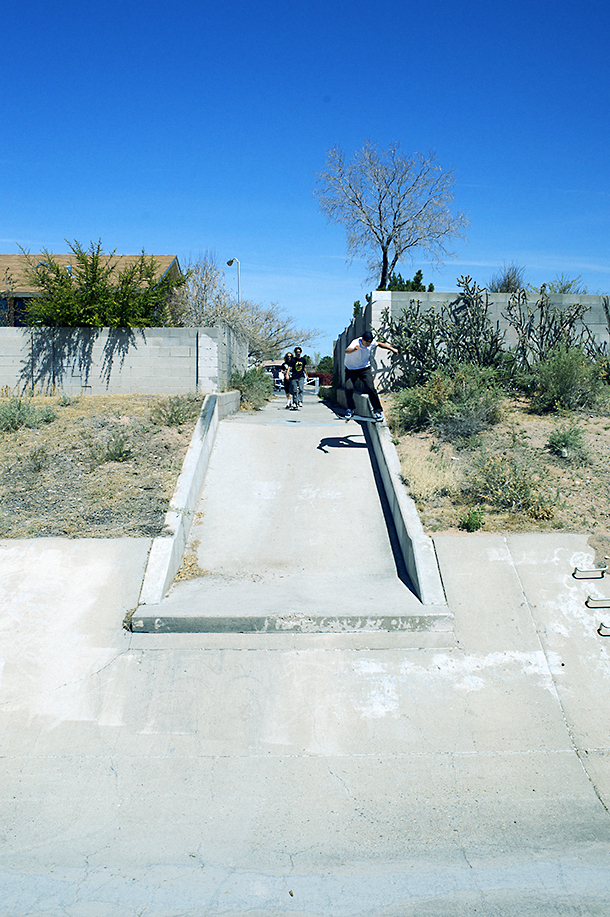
[316,434,368,453]
[362,422,418,596]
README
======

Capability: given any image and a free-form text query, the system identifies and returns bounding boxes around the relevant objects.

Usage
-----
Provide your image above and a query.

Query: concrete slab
[1,447,610,913]
[137,393,448,633]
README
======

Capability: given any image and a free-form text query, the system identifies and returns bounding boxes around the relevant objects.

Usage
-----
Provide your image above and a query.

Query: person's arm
[345,340,361,354]
[377,341,399,356]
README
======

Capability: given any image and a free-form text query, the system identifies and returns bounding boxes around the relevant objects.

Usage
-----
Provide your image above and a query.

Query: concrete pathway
[135,392,449,636]
[1,394,610,915]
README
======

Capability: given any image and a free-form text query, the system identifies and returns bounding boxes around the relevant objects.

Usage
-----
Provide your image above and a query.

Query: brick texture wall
[0,325,248,395]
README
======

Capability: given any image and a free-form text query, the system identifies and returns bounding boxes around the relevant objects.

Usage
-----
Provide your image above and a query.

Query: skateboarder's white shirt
[344,337,378,370]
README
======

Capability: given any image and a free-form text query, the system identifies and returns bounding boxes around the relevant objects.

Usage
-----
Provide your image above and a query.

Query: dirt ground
[384,395,610,565]
[3,390,610,570]
[0,393,203,538]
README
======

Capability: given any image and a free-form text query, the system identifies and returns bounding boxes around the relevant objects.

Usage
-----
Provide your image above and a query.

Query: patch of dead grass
[384,395,610,539]
[400,449,461,503]
[0,393,204,538]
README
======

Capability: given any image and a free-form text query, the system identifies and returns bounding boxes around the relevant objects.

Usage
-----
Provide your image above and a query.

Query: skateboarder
[343,330,398,421]
[281,352,293,409]
[288,348,308,409]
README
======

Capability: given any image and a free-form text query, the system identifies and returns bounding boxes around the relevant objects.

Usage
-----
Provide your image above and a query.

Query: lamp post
[226,258,241,303]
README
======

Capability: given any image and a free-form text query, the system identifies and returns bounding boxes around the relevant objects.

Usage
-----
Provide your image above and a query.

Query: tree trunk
[379,250,389,290]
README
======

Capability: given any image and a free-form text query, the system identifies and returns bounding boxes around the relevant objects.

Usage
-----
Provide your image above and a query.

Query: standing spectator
[281,352,293,409]
[343,329,398,420]
[288,348,308,409]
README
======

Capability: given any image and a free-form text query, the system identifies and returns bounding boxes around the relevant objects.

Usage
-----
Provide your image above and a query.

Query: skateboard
[345,414,381,423]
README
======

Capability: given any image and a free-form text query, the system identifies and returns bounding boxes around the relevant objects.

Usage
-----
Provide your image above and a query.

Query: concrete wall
[333,290,610,394]
[332,300,374,391]
[0,325,248,395]
[370,289,610,349]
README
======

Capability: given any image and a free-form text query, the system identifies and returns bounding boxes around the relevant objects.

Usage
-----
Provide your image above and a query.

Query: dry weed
[400,450,461,503]
[0,393,203,538]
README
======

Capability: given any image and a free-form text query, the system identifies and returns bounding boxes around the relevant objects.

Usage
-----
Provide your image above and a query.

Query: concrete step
[131,572,453,637]
[131,609,453,635]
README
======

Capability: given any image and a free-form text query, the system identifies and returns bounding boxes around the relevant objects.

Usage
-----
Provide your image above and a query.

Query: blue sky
[3,0,610,356]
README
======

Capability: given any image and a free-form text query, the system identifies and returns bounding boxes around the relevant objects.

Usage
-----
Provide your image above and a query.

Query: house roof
[0,253,181,296]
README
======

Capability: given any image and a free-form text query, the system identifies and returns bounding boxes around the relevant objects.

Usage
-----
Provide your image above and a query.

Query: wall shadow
[18,327,144,393]
[100,328,142,387]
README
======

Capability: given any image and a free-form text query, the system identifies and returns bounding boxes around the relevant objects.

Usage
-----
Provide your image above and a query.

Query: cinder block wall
[333,299,373,391]
[204,325,248,391]
[0,325,248,395]
[370,290,610,349]
[333,290,610,395]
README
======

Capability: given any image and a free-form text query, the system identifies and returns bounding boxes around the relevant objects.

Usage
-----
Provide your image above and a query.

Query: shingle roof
[0,253,180,296]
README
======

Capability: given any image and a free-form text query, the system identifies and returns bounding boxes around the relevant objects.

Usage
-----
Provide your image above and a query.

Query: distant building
[0,253,181,326]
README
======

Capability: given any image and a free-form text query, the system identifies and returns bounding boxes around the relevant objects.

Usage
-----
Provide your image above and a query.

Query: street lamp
[226,258,241,303]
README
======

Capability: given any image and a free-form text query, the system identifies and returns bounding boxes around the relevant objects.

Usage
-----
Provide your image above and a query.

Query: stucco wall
[0,325,248,395]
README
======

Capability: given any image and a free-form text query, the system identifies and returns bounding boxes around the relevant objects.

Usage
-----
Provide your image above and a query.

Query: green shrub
[0,398,57,432]
[547,424,589,463]
[26,445,49,472]
[470,452,554,519]
[431,376,503,440]
[530,346,604,413]
[89,431,132,467]
[230,367,273,410]
[23,240,185,328]
[390,365,502,438]
[390,372,454,431]
[458,505,485,531]
[151,394,202,426]
[104,431,131,462]
[57,392,79,407]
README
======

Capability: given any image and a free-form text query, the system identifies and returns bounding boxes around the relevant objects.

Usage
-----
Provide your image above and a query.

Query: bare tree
[488,262,527,292]
[315,141,468,290]
[174,252,320,362]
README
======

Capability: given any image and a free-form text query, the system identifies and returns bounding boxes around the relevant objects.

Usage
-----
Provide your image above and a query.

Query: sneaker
[344,409,354,419]
[373,412,383,422]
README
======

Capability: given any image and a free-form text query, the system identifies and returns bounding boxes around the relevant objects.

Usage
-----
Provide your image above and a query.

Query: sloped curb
[137,391,240,607]
[343,389,446,606]
[367,419,447,606]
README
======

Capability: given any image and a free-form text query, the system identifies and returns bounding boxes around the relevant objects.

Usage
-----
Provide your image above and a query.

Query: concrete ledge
[334,389,446,605]
[131,612,454,634]
[368,419,447,605]
[138,391,240,606]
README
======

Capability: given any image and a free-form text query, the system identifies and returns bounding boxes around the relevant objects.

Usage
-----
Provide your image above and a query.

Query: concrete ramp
[133,394,451,637]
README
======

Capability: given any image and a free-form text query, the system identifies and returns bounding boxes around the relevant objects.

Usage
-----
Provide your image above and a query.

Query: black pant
[344,366,382,413]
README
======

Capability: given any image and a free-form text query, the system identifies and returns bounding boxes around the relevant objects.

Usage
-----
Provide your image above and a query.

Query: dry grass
[399,450,461,503]
[385,395,610,537]
[0,393,204,538]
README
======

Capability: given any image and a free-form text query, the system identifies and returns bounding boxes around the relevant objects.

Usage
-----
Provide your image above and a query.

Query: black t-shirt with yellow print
[289,356,306,378]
